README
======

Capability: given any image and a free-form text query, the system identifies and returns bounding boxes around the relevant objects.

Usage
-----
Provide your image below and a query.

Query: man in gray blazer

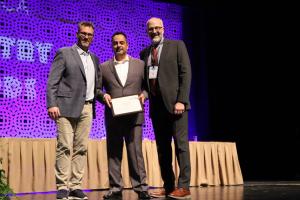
[47,21,99,200]
[97,32,150,200]
[140,17,192,199]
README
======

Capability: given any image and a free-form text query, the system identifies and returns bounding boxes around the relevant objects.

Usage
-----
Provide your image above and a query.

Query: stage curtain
[0,138,243,193]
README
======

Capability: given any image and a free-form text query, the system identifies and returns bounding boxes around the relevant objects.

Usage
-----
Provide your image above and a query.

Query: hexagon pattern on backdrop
[0,0,182,139]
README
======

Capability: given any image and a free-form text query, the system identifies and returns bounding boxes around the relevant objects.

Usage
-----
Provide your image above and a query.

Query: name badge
[149,66,158,79]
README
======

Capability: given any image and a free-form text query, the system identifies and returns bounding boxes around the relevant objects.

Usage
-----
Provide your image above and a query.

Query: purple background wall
[0,0,183,139]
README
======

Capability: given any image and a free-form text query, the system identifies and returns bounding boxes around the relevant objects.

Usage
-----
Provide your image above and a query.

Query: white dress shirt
[114,55,129,87]
[76,45,95,101]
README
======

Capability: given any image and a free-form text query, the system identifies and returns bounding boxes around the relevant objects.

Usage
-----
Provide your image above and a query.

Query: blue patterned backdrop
[0,0,183,139]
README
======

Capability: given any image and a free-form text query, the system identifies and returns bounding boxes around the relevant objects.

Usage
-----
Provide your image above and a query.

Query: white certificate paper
[111,95,143,116]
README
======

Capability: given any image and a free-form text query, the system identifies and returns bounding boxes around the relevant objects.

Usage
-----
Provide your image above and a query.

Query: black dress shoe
[138,191,151,199]
[103,190,122,199]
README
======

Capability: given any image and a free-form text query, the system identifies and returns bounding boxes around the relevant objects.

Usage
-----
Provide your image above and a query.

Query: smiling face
[147,17,164,44]
[112,34,128,57]
[76,25,94,51]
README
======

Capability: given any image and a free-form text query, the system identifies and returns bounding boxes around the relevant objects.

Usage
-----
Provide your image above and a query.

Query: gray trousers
[106,115,148,192]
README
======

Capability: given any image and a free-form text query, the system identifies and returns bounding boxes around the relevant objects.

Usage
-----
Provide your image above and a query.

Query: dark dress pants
[105,114,148,192]
[150,95,191,192]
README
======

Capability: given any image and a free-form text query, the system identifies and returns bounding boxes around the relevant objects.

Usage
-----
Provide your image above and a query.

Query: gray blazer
[97,56,147,125]
[140,39,192,114]
[47,44,99,118]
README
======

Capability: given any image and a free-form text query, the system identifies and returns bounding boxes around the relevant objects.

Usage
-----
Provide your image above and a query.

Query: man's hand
[48,107,61,120]
[138,93,145,105]
[174,102,185,115]
[103,93,112,108]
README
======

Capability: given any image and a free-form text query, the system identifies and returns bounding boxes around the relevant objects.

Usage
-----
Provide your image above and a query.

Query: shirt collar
[76,44,90,55]
[114,55,129,64]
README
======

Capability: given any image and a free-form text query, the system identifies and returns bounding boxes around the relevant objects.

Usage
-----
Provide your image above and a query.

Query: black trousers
[150,95,191,192]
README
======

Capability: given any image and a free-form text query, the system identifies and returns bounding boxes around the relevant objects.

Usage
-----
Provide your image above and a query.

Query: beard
[152,35,162,44]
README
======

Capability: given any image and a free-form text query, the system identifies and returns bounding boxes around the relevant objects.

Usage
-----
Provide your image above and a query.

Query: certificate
[111,95,143,116]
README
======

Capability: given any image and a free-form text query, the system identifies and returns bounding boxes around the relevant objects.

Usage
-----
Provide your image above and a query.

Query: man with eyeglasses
[97,32,150,200]
[140,17,192,199]
[47,21,99,200]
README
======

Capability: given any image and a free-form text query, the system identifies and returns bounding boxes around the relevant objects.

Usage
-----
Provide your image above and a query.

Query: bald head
[146,17,164,44]
[146,17,164,28]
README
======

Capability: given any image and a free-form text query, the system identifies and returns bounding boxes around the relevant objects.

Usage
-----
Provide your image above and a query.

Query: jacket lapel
[108,59,123,87]
[71,44,86,81]
[124,57,133,87]
[90,53,97,75]
[145,47,151,66]
[144,46,151,77]
[90,53,98,85]
[159,39,169,66]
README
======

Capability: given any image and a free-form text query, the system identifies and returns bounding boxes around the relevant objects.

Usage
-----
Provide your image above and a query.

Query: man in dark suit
[97,32,150,200]
[140,17,192,199]
[47,21,99,200]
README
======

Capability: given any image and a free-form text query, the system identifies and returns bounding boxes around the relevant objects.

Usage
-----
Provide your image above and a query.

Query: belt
[85,100,93,104]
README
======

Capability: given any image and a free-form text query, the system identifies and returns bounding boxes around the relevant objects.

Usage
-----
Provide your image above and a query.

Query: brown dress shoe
[150,189,169,198]
[168,188,191,199]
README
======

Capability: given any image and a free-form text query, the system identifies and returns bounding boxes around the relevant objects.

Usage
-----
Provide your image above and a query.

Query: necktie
[150,47,158,96]
[151,46,158,66]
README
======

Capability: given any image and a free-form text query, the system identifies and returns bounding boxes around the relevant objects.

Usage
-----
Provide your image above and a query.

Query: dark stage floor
[11,181,300,200]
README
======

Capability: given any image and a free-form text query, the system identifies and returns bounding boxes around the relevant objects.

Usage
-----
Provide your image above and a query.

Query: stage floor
[10,181,300,200]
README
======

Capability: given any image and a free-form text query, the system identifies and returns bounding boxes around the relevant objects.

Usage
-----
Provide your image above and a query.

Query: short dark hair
[77,21,94,32]
[111,31,128,42]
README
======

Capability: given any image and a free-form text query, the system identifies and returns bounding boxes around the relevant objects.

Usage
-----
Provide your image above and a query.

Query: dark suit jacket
[140,39,192,114]
[97,56,147,125]
[47,44,99,118]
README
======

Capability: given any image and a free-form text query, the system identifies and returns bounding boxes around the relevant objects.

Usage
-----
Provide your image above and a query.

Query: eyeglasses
[147,26,163,32]
[79,32,94,38]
